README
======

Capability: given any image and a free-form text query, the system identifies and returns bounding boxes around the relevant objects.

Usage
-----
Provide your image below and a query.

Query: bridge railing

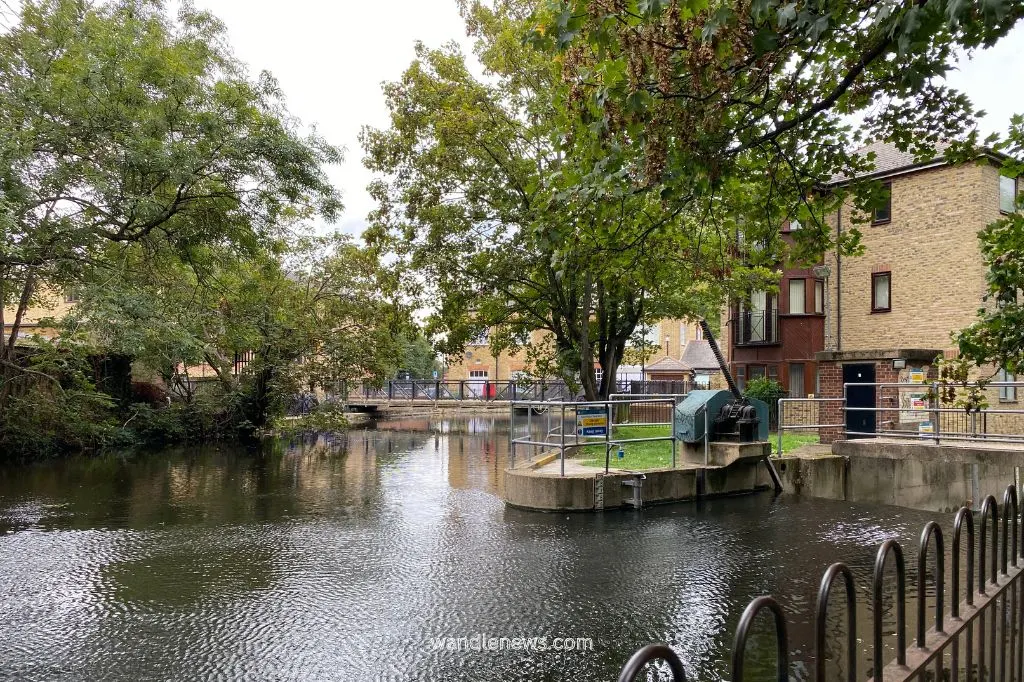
[344,379,697,403]
[618,483,1024,682]
[343,380,577,402]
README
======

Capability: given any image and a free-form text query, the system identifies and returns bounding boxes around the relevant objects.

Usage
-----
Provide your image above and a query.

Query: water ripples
[0,419,945,681]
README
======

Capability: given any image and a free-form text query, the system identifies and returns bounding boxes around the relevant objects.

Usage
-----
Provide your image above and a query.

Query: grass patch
[774,431,820,455]
[576,425,673,470]
[574,425,820,469]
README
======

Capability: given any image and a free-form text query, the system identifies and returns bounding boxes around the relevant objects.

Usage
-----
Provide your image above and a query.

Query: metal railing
[732,309,780,346]
[345,380,575,403]
[842,381,1024,444]
[776,397,845,455]
[509,398,678,474]
[618,483,1024,682]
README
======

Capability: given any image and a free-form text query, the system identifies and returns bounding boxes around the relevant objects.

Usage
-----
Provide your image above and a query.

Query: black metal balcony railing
[732,309,779,346]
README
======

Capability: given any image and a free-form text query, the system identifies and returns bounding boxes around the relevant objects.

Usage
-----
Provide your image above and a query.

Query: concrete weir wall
[773,441,1024,513]
[503,445,773,512]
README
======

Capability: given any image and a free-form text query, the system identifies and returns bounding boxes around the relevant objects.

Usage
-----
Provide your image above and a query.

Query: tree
[0,0,341,414]
[956,116,1024,375]
[531,0,1023,261]
[362,0,751,399]
[397,334,441,380]
[67,234,404,434]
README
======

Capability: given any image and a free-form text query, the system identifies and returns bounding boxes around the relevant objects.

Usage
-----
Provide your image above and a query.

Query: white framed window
[789,278,806,314]
[814,280,824,314]
[1001,175,1018,214]
[872,272,891,312]
[999,368,1017,402]
[679,323,687,346]
[789,219,801,231]
[469,370,489,378]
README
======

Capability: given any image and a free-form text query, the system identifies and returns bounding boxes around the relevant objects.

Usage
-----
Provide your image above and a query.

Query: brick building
[721,223,826,398]
[721,141,1018,440]
[444,317,704,386]
[813,142,1016,440]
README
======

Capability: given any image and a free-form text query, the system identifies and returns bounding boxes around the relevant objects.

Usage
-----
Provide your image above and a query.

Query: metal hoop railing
[617,482,1024,682]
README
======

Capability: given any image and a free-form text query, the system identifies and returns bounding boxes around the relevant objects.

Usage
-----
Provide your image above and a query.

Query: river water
[0,414,950,681]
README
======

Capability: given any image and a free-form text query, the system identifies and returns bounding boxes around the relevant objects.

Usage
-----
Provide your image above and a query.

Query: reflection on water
[0,415,949,681]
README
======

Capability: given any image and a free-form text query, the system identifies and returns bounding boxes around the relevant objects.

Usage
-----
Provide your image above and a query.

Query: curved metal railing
[618,483,1024,682]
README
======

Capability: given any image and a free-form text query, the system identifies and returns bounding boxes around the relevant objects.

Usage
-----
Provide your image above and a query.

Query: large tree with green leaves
[363,0,759,399]
[0,0,341,412]
[531,0,1023,255]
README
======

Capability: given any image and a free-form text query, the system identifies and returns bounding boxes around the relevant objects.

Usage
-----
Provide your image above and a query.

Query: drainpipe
[836,204,842,352]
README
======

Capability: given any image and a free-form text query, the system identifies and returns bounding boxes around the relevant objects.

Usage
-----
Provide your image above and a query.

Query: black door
[843,363,876,437]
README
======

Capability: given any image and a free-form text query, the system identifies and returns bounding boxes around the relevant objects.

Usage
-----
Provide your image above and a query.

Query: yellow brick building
[444,317,706,385]
[1,287,76,342]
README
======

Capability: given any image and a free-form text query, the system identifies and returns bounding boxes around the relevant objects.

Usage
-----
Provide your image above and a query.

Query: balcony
[732,309,779,346]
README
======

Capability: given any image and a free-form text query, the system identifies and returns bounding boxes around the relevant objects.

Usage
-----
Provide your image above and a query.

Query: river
[0,414,949,681]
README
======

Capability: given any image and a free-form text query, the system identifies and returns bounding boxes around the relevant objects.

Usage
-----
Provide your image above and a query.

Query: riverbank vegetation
[0,0,409,458]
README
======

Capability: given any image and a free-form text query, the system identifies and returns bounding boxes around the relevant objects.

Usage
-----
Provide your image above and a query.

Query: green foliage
[743,377,786,404]
[397,334,441,380]
[527,0,1022,286]
[929,355,989,414]
[0,0,385,456]
[363,0,742,400]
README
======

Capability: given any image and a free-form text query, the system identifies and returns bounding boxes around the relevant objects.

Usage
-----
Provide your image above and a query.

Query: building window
[470,329,490,346]
[789,363,805,398]
[788,278,806,315]
[872,272,891,312]
[679,323,687,346]
[814,279,824,314]
[696,324,704,341]
[768,365,779,382]
[786,219,801,231]
[735,365,746,392]
[1001,175,1018,214]
[749,365,766,381]
[872,182,892,225]
[999,368,1017,402]
[65,291,80,304]
[469,370,488,378]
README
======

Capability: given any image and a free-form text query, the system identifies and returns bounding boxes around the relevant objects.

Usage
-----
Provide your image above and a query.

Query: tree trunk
[577,274,599,401]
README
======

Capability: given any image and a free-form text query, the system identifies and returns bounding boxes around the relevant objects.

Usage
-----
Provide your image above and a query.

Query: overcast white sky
[190,0,1024,239]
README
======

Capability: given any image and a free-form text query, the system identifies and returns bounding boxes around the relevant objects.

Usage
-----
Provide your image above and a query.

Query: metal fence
[345,380,575,402]
[618,483,1024,682]
[844,382,1024,444]
[509,398,678,474]
[776,397,845,455]
[343,380,698,403]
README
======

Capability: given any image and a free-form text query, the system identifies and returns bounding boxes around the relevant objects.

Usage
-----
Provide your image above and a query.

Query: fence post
[560,404,566,477]
[777,398,784,456]
[459,380,465,400]
[388,381,394,400]
[931,381,940,444]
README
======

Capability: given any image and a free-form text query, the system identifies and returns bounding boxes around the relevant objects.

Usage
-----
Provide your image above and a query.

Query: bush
[742,376,787,403]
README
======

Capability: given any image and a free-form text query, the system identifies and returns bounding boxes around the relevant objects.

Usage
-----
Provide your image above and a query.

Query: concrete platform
[503,441,775,512]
